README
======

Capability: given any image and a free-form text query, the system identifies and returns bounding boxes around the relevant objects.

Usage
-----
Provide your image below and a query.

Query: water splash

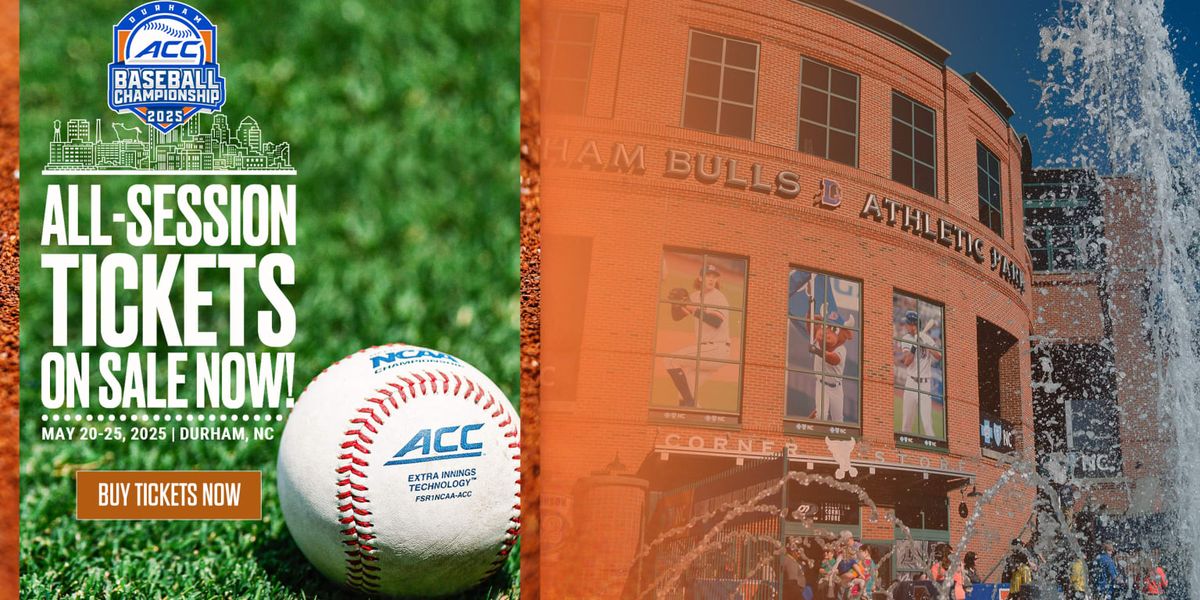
[625,467,1071,600]
[628,470,917,598]
[1040,0,1200,591]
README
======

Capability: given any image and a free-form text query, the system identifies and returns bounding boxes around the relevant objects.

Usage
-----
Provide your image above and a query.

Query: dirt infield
[519,0,542,595]
[0,0,18,594]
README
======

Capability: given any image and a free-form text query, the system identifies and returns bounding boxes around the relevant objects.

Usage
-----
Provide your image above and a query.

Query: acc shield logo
[385,423,484,466]
[108,2,226,134]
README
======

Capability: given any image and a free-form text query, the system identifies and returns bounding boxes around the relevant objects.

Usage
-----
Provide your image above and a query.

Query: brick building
[1025,168,1174,559]
[538,0,1036,596]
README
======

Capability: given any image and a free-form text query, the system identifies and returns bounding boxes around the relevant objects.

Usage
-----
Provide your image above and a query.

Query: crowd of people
[780,531,876,599]
[1001,538,1169,599]
[772,532,1169,600]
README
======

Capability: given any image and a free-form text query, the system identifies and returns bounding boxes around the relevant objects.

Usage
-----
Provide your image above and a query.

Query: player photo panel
[891,291,946,441]
[784,269,861,427]
[693,361,741,413]
[651,249,747,414]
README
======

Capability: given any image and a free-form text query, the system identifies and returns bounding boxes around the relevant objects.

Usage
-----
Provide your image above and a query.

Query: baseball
[277,344,520,597]
[124,18,205,66]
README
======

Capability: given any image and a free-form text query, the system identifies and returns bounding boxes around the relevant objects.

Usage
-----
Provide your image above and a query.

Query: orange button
[76,471,262,520]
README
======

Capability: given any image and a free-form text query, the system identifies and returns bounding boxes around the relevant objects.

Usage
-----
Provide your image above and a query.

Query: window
[682,31,759,139]
[977,141,1003,235]
[798,58,859,167]
[1027,223,1097,272]
[651,250,747,425]
[894,497,949,532]
[543,12,597,115]
[977,318,1019,454]
[891,92,937,196]
[892,292,946,447]
[1023,177,1103,273]
[785,269,862,435]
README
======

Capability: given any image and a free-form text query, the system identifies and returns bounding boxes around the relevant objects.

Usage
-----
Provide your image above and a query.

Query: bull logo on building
[825,436,858,479]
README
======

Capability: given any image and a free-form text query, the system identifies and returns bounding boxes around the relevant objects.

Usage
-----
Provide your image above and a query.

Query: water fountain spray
[1041,0,1200,592]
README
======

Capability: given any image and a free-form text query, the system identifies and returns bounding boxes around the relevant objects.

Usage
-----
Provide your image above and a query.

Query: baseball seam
[142,21,195,38]
[334,366,521,594]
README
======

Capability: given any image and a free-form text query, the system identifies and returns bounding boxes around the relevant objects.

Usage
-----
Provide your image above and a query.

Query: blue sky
[855,1,1200,167]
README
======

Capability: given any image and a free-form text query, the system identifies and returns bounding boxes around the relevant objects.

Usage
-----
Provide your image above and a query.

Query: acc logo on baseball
[108,1,226,133]
[385,423,485,466]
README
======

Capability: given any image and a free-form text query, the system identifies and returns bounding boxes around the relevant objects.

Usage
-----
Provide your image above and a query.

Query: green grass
[19,0,518,597]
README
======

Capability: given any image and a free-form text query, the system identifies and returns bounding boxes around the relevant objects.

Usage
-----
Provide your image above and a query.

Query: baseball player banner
[651,249,747,425]
[892,292,948,449]
[785,269,862,436]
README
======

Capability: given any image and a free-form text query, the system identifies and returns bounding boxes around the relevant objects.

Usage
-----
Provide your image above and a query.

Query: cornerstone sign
[658,433,975,476]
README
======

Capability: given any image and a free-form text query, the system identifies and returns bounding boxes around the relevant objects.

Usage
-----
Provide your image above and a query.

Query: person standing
[1069,554,1089,600]
[782,543,809,600]
[1001,539,1023,584]
[1093,542,1121,600]
[1115,549,1136,600]
[856,545,876,600]
[929,544,948,586]
[930,545,966,600]
[896,311,942,437]
[1010,553,1033,599]
[1140,554,1167,599]
[820,547,839,599]
[836,540,862,599]
[808,313,853,423]
[962,551,980,592]
[665,264,731,407]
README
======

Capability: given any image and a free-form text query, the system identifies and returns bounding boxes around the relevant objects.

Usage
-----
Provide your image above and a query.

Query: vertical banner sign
[38,2,298,442]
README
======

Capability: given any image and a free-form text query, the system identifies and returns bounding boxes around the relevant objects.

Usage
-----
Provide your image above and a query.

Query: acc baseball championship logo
[108,2,226,134]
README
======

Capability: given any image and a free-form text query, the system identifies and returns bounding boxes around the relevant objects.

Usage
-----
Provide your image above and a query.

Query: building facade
[1024,168,1175,566]
[538,0,1035,596]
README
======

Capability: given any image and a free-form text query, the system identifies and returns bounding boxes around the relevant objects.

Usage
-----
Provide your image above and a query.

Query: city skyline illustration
[43,112,295,175]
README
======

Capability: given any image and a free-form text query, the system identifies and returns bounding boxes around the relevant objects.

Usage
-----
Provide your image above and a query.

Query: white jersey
[690,289,730,344]
[898,332,937,381]
[815,343,846,378]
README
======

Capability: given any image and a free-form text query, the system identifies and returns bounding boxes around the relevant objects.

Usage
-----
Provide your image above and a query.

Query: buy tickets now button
[76,471,262,520]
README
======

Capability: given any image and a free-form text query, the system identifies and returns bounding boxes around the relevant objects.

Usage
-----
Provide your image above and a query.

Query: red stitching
[331,362,521,594]
[344,429,374,444]
[357,407,383,425]
[366,397,392,417]
[387,382,409,402]
[348,418,378,435]
[338,453,368,465]
[377,388,399,409]
[399,376,417,396]
[335,464,368,477]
